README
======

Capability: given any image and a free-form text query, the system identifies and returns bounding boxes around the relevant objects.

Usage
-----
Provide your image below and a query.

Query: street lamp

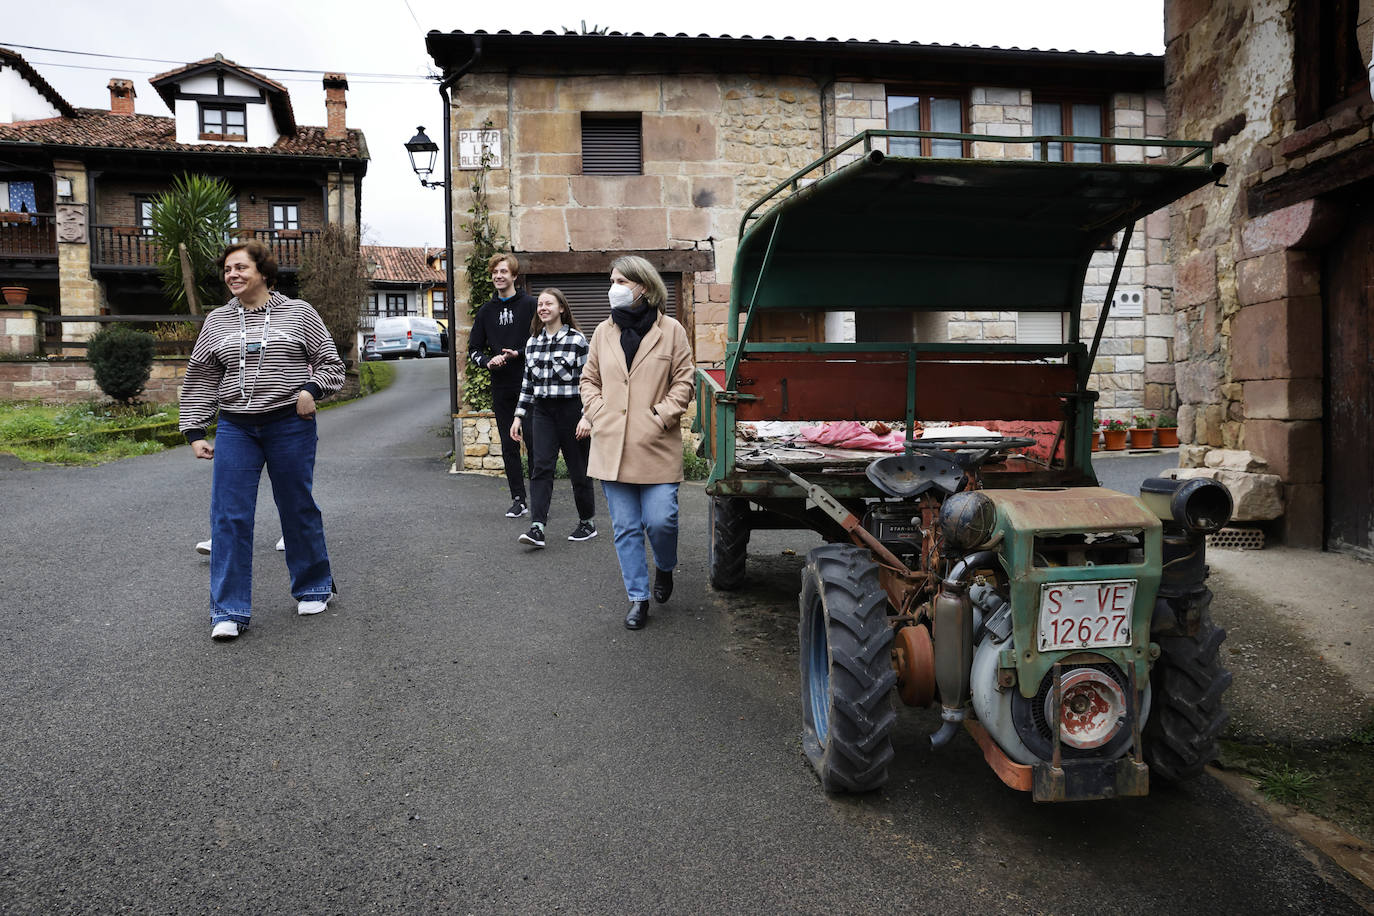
[405,126,443,188]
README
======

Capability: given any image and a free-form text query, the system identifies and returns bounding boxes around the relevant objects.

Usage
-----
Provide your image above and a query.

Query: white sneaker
[297,594,333,616]
[196,540,212,556]
[211,620,240,640]
[275,536,286,551]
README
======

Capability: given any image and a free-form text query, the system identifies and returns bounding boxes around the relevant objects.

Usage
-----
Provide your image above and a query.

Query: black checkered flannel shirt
[514,325,590,416]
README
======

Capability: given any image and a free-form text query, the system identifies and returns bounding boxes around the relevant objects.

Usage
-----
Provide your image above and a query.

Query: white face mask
[608,283,637,309]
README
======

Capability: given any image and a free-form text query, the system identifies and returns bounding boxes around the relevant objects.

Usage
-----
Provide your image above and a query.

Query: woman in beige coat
[579,256,695,630]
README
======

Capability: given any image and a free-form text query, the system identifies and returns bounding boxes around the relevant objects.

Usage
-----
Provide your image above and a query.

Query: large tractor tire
[708,496,750,591]
[1144,608,1232,782]
[799,544,897,792]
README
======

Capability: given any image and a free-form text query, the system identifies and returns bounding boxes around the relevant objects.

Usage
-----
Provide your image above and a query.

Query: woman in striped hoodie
[180,240,345,642]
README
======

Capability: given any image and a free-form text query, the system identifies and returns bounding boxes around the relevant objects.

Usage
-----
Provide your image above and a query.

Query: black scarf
[611,300,657,369]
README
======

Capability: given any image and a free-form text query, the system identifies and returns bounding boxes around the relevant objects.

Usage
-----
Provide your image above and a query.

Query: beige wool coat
[580,311,695,484]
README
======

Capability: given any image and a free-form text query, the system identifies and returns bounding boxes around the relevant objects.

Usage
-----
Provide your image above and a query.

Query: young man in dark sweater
[469,252,539,517]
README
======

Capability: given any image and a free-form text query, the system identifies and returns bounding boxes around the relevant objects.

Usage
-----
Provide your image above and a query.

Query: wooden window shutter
[581,116,643,175]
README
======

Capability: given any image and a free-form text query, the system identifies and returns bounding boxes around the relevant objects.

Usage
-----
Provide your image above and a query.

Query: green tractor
[694,131,1233,801]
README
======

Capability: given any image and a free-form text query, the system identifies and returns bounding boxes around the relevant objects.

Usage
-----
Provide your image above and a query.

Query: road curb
[1208,765,1374,894]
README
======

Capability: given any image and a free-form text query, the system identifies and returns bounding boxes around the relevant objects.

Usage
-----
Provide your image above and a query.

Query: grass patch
[0,402,181,465]
[1220,707,1374,844]
[357,360,396,397]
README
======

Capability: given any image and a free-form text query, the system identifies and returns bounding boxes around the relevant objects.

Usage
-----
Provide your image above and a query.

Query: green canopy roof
[733,138,1222,315]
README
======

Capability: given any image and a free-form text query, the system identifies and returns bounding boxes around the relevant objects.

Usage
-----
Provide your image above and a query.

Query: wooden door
[1324,191,1374,558]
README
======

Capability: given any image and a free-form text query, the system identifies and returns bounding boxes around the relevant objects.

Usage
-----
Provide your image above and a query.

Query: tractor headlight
[938,490,998,551]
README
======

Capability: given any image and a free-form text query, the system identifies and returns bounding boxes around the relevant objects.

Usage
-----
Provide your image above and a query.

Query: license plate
[1038,579,1136,651]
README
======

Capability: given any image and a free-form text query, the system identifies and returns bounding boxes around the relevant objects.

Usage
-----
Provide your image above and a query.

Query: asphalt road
[1,359,1370,915]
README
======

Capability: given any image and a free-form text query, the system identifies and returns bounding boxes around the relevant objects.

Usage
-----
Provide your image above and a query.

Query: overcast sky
[6,0,1164,248]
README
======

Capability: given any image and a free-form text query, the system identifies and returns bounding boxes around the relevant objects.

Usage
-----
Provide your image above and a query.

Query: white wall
[0,66,62,123]
[170,72,279,147]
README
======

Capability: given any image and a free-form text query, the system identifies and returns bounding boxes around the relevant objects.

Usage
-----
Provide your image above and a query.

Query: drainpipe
[438,37,483,423]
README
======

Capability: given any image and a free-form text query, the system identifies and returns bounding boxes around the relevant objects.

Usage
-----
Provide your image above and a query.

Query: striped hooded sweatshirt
[179,291,345,444]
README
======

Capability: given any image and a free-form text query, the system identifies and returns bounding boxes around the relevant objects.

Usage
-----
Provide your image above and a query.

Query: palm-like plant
[149,174,236,315]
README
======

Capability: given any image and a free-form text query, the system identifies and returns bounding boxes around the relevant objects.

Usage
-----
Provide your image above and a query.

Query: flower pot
[1156,426,1179,448]
[1103,429,1128,450]
[1090,431,1101,451]
[2,286,29,306]
[1129,428,1154,448]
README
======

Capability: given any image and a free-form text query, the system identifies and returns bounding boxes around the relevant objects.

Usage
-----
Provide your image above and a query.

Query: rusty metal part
[1032,757,1150,802]
[763,458,913,574]
[879,565,928,616]
[965,721,1033,792]
[893,624,936,707]
[1049,668,1127,750]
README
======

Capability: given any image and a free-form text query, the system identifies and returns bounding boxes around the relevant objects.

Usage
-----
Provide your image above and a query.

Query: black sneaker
[518,525,546,548]
[506,498,528,518]
[568,520,598,542]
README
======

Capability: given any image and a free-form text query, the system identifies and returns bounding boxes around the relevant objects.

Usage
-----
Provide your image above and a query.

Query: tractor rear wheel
[1144,605,1232,782]
[799,544,897,792]
[708,496,750,591]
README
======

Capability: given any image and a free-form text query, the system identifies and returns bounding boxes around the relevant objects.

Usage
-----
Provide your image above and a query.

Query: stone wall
[1164,0,1374,545]
[0,357,187,403]
[448,65,1183,467]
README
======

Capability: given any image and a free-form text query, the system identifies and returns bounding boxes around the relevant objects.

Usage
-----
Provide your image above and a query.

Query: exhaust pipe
[931,550,997,749]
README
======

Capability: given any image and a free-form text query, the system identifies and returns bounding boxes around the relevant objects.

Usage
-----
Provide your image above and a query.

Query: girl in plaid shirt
[510,289,597,547]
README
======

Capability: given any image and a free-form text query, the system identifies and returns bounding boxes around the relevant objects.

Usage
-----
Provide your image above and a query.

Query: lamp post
[405,125,458,425]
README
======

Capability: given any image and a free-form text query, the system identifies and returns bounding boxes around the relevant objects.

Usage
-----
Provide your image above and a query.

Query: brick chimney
[323,73,348,140]
[108,79,136,116]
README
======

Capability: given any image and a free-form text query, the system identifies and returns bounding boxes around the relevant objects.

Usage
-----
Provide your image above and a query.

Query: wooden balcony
[90,226,321,270]
[0,212,58,260]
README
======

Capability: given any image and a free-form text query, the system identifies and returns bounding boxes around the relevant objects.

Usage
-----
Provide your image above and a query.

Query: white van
[372,316,447,359]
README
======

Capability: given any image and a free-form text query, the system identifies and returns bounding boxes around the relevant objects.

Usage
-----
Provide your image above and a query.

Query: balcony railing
[0,212,58,259]
[90,226,322,270]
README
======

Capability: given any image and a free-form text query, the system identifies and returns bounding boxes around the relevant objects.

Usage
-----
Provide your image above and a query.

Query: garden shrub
[86,324,155,404]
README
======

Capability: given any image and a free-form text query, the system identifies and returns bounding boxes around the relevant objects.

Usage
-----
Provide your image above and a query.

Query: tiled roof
[364,246,445,284]
[149,55,296,133]
[0,47,77,118]
[0,108,366,160]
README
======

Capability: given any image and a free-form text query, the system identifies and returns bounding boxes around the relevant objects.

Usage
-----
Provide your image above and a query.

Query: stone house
[422,30,1191,472]
[0,48,367,370]
[1163,0,1373,555]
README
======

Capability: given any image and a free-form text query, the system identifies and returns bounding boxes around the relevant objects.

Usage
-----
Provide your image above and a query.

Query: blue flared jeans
[209,413,334,625]
[600,481,679,602]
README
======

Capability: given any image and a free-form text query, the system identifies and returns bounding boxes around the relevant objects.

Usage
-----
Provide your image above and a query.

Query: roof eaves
[0,46,78,118]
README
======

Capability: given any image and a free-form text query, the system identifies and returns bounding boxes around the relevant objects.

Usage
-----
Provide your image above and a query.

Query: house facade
[423,31,1186,472]
[360,244,445,352]
[0,48,368,362]
[1163,0,1373,554]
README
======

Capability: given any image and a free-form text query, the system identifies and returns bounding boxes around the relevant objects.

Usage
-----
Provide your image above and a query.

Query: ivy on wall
[459,120,508,412]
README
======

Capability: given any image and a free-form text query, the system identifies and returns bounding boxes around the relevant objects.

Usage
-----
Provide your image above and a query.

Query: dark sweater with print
[468,291,537,390]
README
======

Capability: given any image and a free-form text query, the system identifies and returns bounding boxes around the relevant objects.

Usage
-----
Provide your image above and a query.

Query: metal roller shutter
[581,117,642,175]
[525,273,678,335]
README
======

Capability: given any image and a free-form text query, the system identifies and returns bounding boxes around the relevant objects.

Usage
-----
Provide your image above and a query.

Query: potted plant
[1090,420,1101,451]
[1130,413,1156,448]
[1155,411,1178,448]
[1102,417,1129,450]
[2,285,29,306]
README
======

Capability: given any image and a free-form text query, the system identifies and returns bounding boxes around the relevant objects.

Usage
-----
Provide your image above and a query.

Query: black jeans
[491,386,529,500]
[529,397,594,526]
